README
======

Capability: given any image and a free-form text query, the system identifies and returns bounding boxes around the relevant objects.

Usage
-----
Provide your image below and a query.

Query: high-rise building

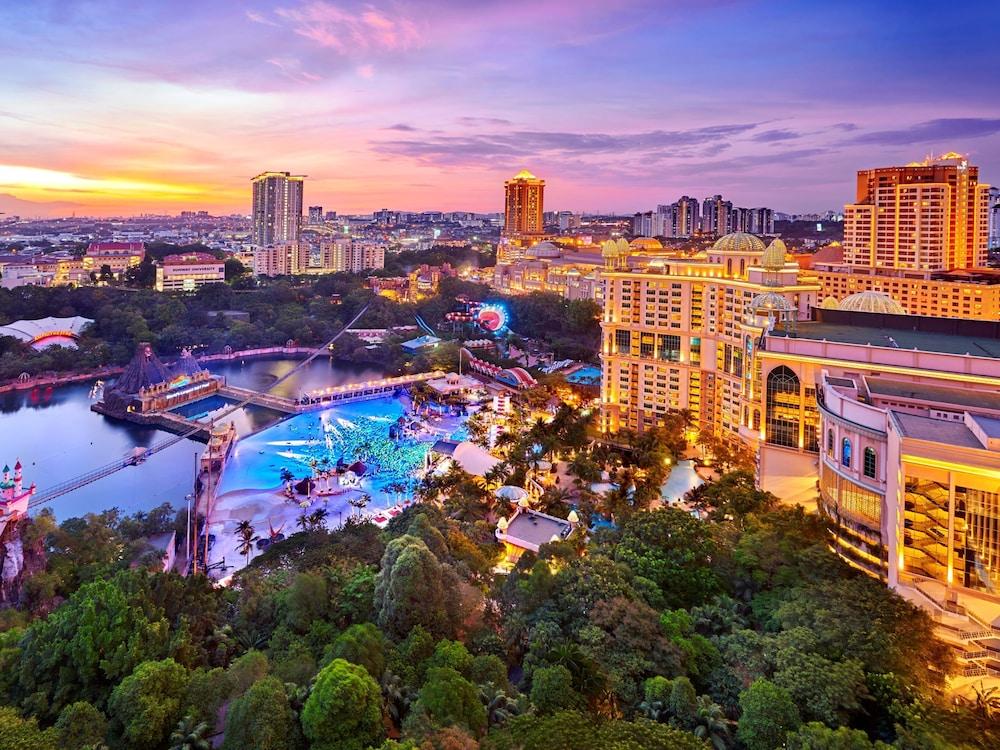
[308,206,323,225]
[667,196,700,238]
[251,172,305,246]
[557,211,581,232]
[701,195,734,236]
[843,153,990,271]
[600,233,820,443]
[252,242,307,276]
[989,186,1000,250]
[733,207,774,235]
[315,239,385,273]
[503,169,545,238]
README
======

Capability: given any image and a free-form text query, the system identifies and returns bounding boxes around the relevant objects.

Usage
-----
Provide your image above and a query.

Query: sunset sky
[1,0,999,217]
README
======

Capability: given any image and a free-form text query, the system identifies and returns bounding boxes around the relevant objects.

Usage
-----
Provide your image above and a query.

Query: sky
[1,0,999,218]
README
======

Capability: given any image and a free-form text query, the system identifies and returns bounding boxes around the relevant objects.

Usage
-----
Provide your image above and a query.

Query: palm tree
[168,715,211,750]
[638,698,667,723]
[483,462,512,490]
[691,695,732,750]
[235,520,257,568]
[536,486,574,515]
[481,685,523,727]
[382,671,413,730]
[348,492,371,518]
[308,507,329,531]
[295,513,310,534]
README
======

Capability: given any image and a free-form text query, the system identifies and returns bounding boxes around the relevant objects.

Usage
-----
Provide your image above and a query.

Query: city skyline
[1,0,1000,218]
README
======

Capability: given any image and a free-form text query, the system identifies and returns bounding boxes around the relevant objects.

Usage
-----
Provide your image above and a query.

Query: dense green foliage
[0,441,991,750]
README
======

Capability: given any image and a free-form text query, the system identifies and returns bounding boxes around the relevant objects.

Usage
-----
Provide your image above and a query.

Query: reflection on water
[1,357,384,521]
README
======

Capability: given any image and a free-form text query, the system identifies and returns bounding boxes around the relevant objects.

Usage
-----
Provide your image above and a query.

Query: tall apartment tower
[503,169,545,237]
[988,186,1000,250]
[308,206,323,225]
[251,172,305,246]
[843,154,990,271]
[671,196,701,237]
[701,195,733,236]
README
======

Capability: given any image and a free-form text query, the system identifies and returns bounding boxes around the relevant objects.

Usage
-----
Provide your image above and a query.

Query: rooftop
[771,322,1000,359]
[502,508,572,551]
[866,378,1000,413]
[892,412,984,448]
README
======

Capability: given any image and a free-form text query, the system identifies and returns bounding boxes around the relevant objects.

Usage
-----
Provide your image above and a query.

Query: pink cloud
[266,56,323,82]
[272,1,421,54]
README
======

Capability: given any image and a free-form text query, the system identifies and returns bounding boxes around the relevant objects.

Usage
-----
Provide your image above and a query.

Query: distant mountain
[0,192,85,219]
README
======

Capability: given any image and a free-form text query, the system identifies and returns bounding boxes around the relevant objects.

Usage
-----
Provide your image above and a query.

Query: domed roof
[712,232,766,255]
[760,239,788,270]
[839,291,906,315]
[525,241,560,258]
[820,296,840,310]
[749,291,793,314]
[630,237,663,251]
[511,169,538,180]
[602,238,630,258]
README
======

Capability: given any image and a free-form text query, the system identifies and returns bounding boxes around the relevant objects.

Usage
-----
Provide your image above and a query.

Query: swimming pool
[566,365,601,385]
[216,395,466,506]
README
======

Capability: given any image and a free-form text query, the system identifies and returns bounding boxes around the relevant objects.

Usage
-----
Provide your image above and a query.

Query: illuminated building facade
[155,252,226,292]
[84,241,146,274]
[813,342,1000,677]
[844,154,990,271]
[811,263,1000,320]
[503,169,545,239]
[989,186,1000,250]
[600,232,820,442]
[252,242,307,276]
[251,171,304,246]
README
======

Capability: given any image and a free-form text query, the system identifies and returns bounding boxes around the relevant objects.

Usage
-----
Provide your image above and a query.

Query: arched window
[765,366,800,448]
[727,258,733,276]
[753,409,761,431]
[841,438,852,467]
[827,428,834,455]
[740,259,746,276]
[863,447,877,479]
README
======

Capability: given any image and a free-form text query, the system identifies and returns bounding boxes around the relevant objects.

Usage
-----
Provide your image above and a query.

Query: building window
[615,330,631,352]
[658,334,681,362]
[765,365,800,448]
[827,429,834,455]
[842,438,852,468]
[863,447,876,479]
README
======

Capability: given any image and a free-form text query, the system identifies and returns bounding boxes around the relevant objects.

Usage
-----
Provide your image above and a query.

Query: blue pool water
[566,365,601,385]
[217,396,464,506]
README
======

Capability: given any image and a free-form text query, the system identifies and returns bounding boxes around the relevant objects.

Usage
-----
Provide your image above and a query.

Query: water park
[205,389,472,577]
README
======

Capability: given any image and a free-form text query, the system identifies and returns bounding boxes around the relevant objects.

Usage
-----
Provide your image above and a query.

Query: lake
[0,357,383,521]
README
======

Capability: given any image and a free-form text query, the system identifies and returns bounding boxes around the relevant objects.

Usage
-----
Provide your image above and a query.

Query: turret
[13,459,22,494]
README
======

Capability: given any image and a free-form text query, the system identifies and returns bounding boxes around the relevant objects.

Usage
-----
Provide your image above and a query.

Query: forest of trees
[0,449,994,749]
[0,244,599,381]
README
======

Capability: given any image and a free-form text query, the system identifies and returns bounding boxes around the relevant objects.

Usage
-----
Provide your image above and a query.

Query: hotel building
[600,231,1000,677]
[843,153,989,271]
[503,169,545,239]
[805,155,998,320]
[251,171,305,246]
[600,232,820,446]
[155,252,226,292]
